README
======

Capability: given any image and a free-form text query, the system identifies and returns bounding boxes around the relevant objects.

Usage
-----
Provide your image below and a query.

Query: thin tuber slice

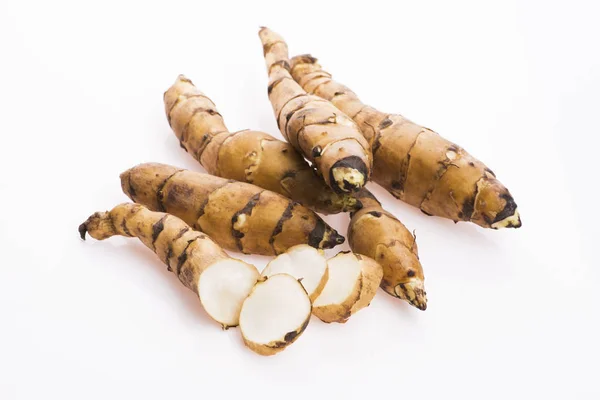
[290,54,521,229]
[79,203,259,328]
[258,27,372,194]
[261,244,328,302]
[312,251,383,323]
[120,162,344,256]
[164,75,357,214]
[239,274,312,356]
[349,190,427,310]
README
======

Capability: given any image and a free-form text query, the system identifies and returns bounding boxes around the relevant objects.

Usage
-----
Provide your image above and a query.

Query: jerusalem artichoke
[164,75,357,214]
[239,274,312,356]
[78,203,260,328]
[261,244,328,302]
[290,55,521,229]
[258,27,372,194]
[349,191,426,310]
[120,163,344,256]
[312,251,383,323]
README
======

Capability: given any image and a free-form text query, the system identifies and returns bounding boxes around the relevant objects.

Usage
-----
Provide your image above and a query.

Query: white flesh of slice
[261,245,328,301]
[198,259,260,328]
[240,274,311,355]
[313,252,361,308]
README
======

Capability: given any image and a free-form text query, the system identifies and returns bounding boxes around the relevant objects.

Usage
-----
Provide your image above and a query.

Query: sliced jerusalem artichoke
[79,203,260,328]
[261,244,328,302]
[239,274,312,356]
[198,259,260,328]
[312,252,383,323]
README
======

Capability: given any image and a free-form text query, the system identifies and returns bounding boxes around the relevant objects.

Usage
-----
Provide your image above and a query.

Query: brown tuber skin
[79,203,229,296]
[290,55,521,230]
[164,75,357,214]
[164,76,425,309]
[120,162,344,256]
[258,27,372,194]
[349,191,427,310]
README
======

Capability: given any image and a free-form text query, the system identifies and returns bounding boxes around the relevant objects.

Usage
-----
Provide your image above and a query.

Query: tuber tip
[395,279,427,311]
[78,222,88,240]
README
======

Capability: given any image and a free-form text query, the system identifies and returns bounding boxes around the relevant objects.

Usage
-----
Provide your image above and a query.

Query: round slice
[351,254,384,314]
[239,274,311,356]
[313,252,383,323]
[198,259,260,329]
[261,244,328,301]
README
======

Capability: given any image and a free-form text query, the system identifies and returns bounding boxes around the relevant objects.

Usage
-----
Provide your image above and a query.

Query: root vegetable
[312,251,383,323]
[163,75,357,214]
[290,55,521,229]
[261,244,328,302]
[349,191,426,310]
[163,76,424,310]
[78,203,259,328]
[258,27,372,194]
[239,274,312,356]
[120,162,344,256]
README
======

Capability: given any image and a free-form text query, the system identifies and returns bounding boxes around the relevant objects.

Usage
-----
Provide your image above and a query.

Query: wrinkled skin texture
[290,55,521,229]
[163,75,357,214]
[258,27,372,194]
[79,203,230,293]
[349,191,427,310]
[120,163,344,256]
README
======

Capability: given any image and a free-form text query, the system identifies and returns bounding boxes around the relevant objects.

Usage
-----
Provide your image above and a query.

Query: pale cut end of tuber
[197,259,260,329]
[491,208,522,229]
[261,244,329,302]
[394,278,428,311]
[331,166,366,193]
[239,274,311,356]
[312,252,383,323]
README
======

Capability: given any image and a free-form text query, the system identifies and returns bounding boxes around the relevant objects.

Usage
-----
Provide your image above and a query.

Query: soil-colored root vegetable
[349,190,427,310]
[78,203,260,328]
[312,251,383,323]
[239,274,312,356]
[120,163,344,256]
[261,244,328,302]
[258,27,372,194]
[163,75,357,214]
[290,55,521,229]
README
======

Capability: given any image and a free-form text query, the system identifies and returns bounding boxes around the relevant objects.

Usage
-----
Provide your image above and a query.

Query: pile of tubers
[80,28,521,356]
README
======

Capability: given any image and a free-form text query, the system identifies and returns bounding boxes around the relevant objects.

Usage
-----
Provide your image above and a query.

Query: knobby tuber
[164,75,357,214]
[258,27,372,194]
[120,163,344,256]
[290,54,521,229]
[349,191,426,310]
[79,203,259,328]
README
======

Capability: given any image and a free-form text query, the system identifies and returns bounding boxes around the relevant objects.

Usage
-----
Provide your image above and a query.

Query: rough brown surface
[348,191,427,310]
[79,203,228,293]
[290,55,521,229]
[120,163,344,255]
[163,75,357,214]
[258,28,372,194]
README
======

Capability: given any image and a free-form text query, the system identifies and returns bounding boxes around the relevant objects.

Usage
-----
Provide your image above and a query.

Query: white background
[1,0,598,399]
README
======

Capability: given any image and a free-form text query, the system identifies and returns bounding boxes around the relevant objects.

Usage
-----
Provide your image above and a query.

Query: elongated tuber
[164,75,357,214]
[79,203,260,328]
[312,251,383,323]
[239,274,312,356]
[120,163,344,256]
[290,55,521,229]
[261,244,328,302]
[349,191,426,310]
[258,27,372,194]
[163,76,423,309]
